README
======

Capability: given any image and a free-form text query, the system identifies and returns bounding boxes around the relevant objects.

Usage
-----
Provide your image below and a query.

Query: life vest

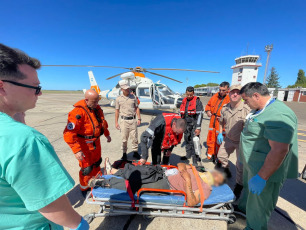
[180,96,198,116]
[161,113,183,150]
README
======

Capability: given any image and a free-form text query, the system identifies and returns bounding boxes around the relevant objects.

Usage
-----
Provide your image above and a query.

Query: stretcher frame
[84,164,236,224]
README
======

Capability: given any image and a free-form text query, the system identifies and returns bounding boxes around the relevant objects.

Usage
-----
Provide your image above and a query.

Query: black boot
[215,161,222,168]
[223,167,232,178]
[233,183,243,200]
[133,151,141,159]
[192,156,198,166]
[162,156,170,165]
[180,156,188,161]
[81,188,91,198]
[121,153,127,161]
[202,154,216,163]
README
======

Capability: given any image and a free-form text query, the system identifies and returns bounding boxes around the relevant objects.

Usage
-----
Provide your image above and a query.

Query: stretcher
[84,165,236,225]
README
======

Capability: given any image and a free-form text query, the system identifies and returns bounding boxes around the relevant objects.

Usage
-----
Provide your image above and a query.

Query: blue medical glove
[248,174,266,195]
[71,217,89,230]
[217,133,223,145]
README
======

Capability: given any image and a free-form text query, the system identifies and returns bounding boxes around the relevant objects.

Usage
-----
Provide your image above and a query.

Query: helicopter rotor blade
[106,71,130,80]
[145,71,183,83]
[145,68,219,73]
[42,64,132,70]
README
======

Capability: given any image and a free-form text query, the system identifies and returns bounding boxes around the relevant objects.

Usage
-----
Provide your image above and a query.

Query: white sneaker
[104,157,112,175]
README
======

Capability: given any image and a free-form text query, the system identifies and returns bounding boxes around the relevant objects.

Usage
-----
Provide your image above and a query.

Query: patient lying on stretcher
[89,161,225,206]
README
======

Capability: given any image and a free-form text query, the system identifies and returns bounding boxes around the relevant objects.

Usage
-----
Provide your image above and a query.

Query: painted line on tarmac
[298,139,306,142]
[298,129,306,132]
[298,133,306,136]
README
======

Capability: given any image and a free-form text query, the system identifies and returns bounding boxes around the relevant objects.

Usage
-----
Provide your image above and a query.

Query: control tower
[231,55,262,86]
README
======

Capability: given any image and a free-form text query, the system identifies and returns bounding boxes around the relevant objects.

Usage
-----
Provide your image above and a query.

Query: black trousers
[184,123,196,158]
[184,122,200,164]
[151,140,170,165]
[102,164,169,194]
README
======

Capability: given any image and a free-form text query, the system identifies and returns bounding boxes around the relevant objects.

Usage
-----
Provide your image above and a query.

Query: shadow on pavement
[279,178,306,211]
[96,215,154,230]
[66,185,85,209]
[227,212,246,230]
[269,208,300,230]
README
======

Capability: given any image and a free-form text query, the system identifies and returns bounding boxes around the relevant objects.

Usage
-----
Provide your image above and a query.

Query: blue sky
[1,0,305,92]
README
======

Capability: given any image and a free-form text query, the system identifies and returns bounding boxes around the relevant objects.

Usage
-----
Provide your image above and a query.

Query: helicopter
[42,65,219,110]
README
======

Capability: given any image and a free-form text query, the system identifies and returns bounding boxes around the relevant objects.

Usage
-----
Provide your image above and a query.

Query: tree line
[194,83,219,88]
[266,68,306,88]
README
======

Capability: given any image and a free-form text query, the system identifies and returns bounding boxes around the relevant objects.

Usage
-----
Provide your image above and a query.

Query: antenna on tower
[246,43,249,55]
[263,44,273,85]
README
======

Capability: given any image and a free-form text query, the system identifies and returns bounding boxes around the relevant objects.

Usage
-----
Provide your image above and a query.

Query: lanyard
[253,98,276,116]
[245,98,276,128]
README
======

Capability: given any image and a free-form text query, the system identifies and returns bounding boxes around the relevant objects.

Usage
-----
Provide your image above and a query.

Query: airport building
[194,86,219,96]
[268,87,306,102]
[231,55,262,86]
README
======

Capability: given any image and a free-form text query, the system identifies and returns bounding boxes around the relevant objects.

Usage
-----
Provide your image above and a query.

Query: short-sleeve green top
[0,112,75,229]
[240,99,298,182]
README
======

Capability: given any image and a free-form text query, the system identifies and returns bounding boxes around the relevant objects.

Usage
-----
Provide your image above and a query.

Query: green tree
[194,83,218,88]
[194,84,207,88]
[266,67,281,89]
[287,69,306,88]
[295,69,306,86]
[206,83,219,86]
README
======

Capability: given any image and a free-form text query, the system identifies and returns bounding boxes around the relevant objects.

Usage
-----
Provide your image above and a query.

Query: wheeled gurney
[84,170,236,224]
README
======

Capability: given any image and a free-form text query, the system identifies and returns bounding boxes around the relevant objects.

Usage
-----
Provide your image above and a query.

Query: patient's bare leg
[110,168,118,174]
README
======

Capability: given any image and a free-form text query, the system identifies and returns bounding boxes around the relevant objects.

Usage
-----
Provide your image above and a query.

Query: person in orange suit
[204,82,230,162]
[63,89,111,196]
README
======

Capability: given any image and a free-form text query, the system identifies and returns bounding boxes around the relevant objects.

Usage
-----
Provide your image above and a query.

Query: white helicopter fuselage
[87,71,183,110]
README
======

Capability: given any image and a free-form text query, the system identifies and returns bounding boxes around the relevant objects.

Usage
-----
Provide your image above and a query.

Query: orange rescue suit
[161,113,183,150]
[205,93,230,159]
[63,99,110,191]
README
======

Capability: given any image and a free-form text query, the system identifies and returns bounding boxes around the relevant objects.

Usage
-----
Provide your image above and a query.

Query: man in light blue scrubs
[238,82,298,230]
[0,43,89,230]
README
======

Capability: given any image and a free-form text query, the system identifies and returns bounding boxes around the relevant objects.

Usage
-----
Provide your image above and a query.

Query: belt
[121,115,136,120]
[77,134,99,139]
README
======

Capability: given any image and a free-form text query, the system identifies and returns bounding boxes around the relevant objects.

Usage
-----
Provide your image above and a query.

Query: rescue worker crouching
[204,81,230,163]
[139,113,187,165]
[63,89,111,195]
[180,86,203,166]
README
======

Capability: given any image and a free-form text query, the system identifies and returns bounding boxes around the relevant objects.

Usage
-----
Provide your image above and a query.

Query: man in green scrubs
[238,82,298,230]
[0,44,89,229]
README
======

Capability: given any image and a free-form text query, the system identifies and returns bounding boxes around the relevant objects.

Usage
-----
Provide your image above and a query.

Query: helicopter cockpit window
[157,86,174,96]
[115,83,120,89]
[138,88,150,97]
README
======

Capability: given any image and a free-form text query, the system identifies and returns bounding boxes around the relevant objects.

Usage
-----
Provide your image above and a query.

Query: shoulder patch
[67,122,75,130]
[76,115,81,119]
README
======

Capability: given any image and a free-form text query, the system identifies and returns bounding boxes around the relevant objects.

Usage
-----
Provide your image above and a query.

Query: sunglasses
[2,80,42,95]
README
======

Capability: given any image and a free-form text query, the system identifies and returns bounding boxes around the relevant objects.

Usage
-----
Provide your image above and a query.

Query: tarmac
[25,92,306,230]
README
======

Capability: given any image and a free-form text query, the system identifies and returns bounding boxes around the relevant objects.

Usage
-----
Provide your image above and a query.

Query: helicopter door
[152,85,161,105]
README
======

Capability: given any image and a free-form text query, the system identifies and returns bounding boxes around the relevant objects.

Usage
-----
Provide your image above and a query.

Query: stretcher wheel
[84,214,94,224]
[227,214,236,224]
